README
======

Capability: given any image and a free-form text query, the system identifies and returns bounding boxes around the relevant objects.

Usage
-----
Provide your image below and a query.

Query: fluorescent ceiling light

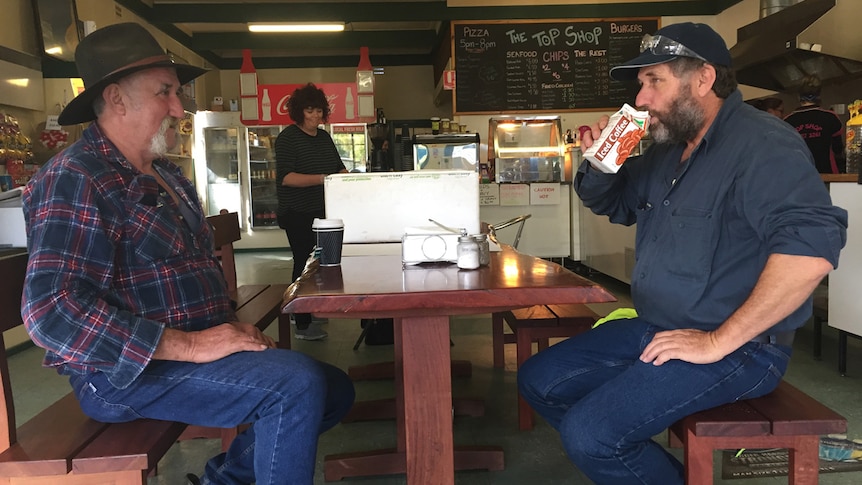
[248,23,345,33]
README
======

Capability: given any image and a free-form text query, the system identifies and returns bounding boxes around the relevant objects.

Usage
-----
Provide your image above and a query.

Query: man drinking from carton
[518,22,847,484]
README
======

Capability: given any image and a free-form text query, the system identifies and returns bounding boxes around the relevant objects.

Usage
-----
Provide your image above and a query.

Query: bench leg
[788,436,820,485]
[812,315,822,360]
[684,430,715,485]
[537,338,550,352]
[277,314,291,350]
[839,330,848,376]
[492,313,505,368]
[515,329,535,430]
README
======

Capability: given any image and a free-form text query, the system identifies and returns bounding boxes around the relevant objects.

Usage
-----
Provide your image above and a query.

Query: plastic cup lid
[312,218,344,229]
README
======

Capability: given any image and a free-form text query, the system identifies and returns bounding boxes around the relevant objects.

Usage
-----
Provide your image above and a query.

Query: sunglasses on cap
[640,34,706,62]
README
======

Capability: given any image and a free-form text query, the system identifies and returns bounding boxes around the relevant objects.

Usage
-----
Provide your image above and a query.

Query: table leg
[400,315,454,483]
[324,315,502,483]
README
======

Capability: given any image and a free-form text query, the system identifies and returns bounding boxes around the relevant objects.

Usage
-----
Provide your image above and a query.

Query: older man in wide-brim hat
[22,22,355,485]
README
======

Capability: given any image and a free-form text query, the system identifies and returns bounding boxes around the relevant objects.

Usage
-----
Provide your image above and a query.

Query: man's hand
[154,322,276,363]
[579,115,610,149]
[640,328,728,366]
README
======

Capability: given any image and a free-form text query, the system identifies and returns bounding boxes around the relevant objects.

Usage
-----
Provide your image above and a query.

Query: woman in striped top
[275,83,347,340]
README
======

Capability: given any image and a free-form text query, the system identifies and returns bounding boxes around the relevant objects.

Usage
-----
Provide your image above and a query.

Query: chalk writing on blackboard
[453,19,660,113]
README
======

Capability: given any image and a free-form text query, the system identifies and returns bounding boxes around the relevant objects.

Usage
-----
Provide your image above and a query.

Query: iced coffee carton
[583,104,650,173]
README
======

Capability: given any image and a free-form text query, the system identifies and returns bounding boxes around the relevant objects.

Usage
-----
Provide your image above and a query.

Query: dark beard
[649,86,705,145]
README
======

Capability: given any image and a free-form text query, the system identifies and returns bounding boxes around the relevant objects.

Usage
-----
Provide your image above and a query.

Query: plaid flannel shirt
[22,122,234,389]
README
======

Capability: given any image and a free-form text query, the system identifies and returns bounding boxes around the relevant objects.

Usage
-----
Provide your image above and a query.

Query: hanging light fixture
[248,23,345,33]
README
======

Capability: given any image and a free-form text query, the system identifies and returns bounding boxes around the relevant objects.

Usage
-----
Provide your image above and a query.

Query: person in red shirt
[784,75,846,173]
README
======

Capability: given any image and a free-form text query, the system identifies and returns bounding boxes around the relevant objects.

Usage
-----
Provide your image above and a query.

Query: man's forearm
[152,327,193,361]
[711,253,832,353]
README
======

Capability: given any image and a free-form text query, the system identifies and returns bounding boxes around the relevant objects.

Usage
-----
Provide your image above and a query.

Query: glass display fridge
[488,116,564,182]
[412,133,480,171]
[193,111,285,230]
[247,126,282,228]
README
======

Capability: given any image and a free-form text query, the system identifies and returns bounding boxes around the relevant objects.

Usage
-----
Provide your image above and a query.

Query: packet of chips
[583,104,650,173]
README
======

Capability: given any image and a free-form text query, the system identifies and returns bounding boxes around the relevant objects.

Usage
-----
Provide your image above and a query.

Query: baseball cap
[609,22,732,81]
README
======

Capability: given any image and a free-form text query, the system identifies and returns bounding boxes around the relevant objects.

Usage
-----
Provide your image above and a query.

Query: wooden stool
[668,381,846,485]
[492,303,599,430]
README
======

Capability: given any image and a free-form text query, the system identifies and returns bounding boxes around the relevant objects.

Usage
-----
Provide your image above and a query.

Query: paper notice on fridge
[480,183,499,205]
[499,184,529,206]
[530,183,560,205]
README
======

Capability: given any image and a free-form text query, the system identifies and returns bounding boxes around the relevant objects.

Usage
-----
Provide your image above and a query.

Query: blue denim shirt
[576,90,847,334]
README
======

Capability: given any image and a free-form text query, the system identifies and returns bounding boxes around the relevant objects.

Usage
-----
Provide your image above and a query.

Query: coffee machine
[367,122,390,172]
[368,108,392,172]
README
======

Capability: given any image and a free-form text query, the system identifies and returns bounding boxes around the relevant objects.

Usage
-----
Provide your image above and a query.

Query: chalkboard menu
[453,18,659,113]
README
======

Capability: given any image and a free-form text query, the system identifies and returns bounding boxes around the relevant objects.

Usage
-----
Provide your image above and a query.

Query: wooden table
[282,246,615,484]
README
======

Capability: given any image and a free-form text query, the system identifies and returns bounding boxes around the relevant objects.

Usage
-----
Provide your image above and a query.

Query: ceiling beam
[110,0,746,71]
[219,53,433,70]
[149,1,742,23]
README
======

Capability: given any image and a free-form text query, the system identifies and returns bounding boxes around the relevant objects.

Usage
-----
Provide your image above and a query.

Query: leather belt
[750,331,795,347]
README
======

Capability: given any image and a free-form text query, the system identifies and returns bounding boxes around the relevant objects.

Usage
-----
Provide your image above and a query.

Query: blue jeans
[69,349,355,485]
[517,318,790,485]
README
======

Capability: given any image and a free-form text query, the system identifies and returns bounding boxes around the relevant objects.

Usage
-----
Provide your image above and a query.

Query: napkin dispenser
[401,226,460,265]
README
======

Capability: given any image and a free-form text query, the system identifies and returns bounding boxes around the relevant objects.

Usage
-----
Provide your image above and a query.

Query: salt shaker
[457,234,480,270]
[473,234,490,266]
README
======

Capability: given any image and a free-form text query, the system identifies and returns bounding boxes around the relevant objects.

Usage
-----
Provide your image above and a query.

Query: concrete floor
[7,250,861,484]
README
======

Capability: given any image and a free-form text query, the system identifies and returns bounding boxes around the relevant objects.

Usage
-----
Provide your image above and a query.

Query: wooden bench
[491,303,600,430]
[0,251,188,484]
[178,211,291,450]
[668,380,847,485]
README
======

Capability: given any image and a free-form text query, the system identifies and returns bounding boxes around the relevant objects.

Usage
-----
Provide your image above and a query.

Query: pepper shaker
[473,234,490,266]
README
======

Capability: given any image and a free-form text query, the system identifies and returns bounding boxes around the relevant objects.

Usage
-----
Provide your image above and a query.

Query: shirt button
[663,200,670,206]
[652,236,657,241]
[639,272,646,279]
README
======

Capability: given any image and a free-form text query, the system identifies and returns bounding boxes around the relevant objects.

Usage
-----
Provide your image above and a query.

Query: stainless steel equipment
[412,133,480,171]
[731,0,862,91]
[489,116,564,183]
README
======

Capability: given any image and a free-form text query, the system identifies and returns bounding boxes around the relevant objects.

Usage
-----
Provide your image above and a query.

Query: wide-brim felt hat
[609,22,731,82]
[58,23,208,125]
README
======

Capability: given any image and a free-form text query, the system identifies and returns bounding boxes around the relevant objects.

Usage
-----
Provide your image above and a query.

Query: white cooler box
[0,188,26,248]
[324,170,480,244]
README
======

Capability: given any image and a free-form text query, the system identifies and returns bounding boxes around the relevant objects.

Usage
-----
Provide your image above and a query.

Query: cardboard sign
[529,183,560,205]
[443,70,456,90]
[479,183,500,205]
[499,184,530,206]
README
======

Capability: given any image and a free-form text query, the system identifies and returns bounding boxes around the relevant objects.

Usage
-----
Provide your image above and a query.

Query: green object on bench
[492,303,600,430]
[668,380,847,485]
[592,307,638,328]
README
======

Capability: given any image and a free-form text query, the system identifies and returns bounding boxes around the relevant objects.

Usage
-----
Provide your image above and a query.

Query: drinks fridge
[193,111,285,230]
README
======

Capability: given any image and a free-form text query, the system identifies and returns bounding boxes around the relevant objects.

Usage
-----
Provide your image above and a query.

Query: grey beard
[650,91,705,145]
[149,118,175,157]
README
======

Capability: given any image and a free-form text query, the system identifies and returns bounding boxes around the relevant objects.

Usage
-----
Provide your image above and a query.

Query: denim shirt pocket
[668,209,714,281]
